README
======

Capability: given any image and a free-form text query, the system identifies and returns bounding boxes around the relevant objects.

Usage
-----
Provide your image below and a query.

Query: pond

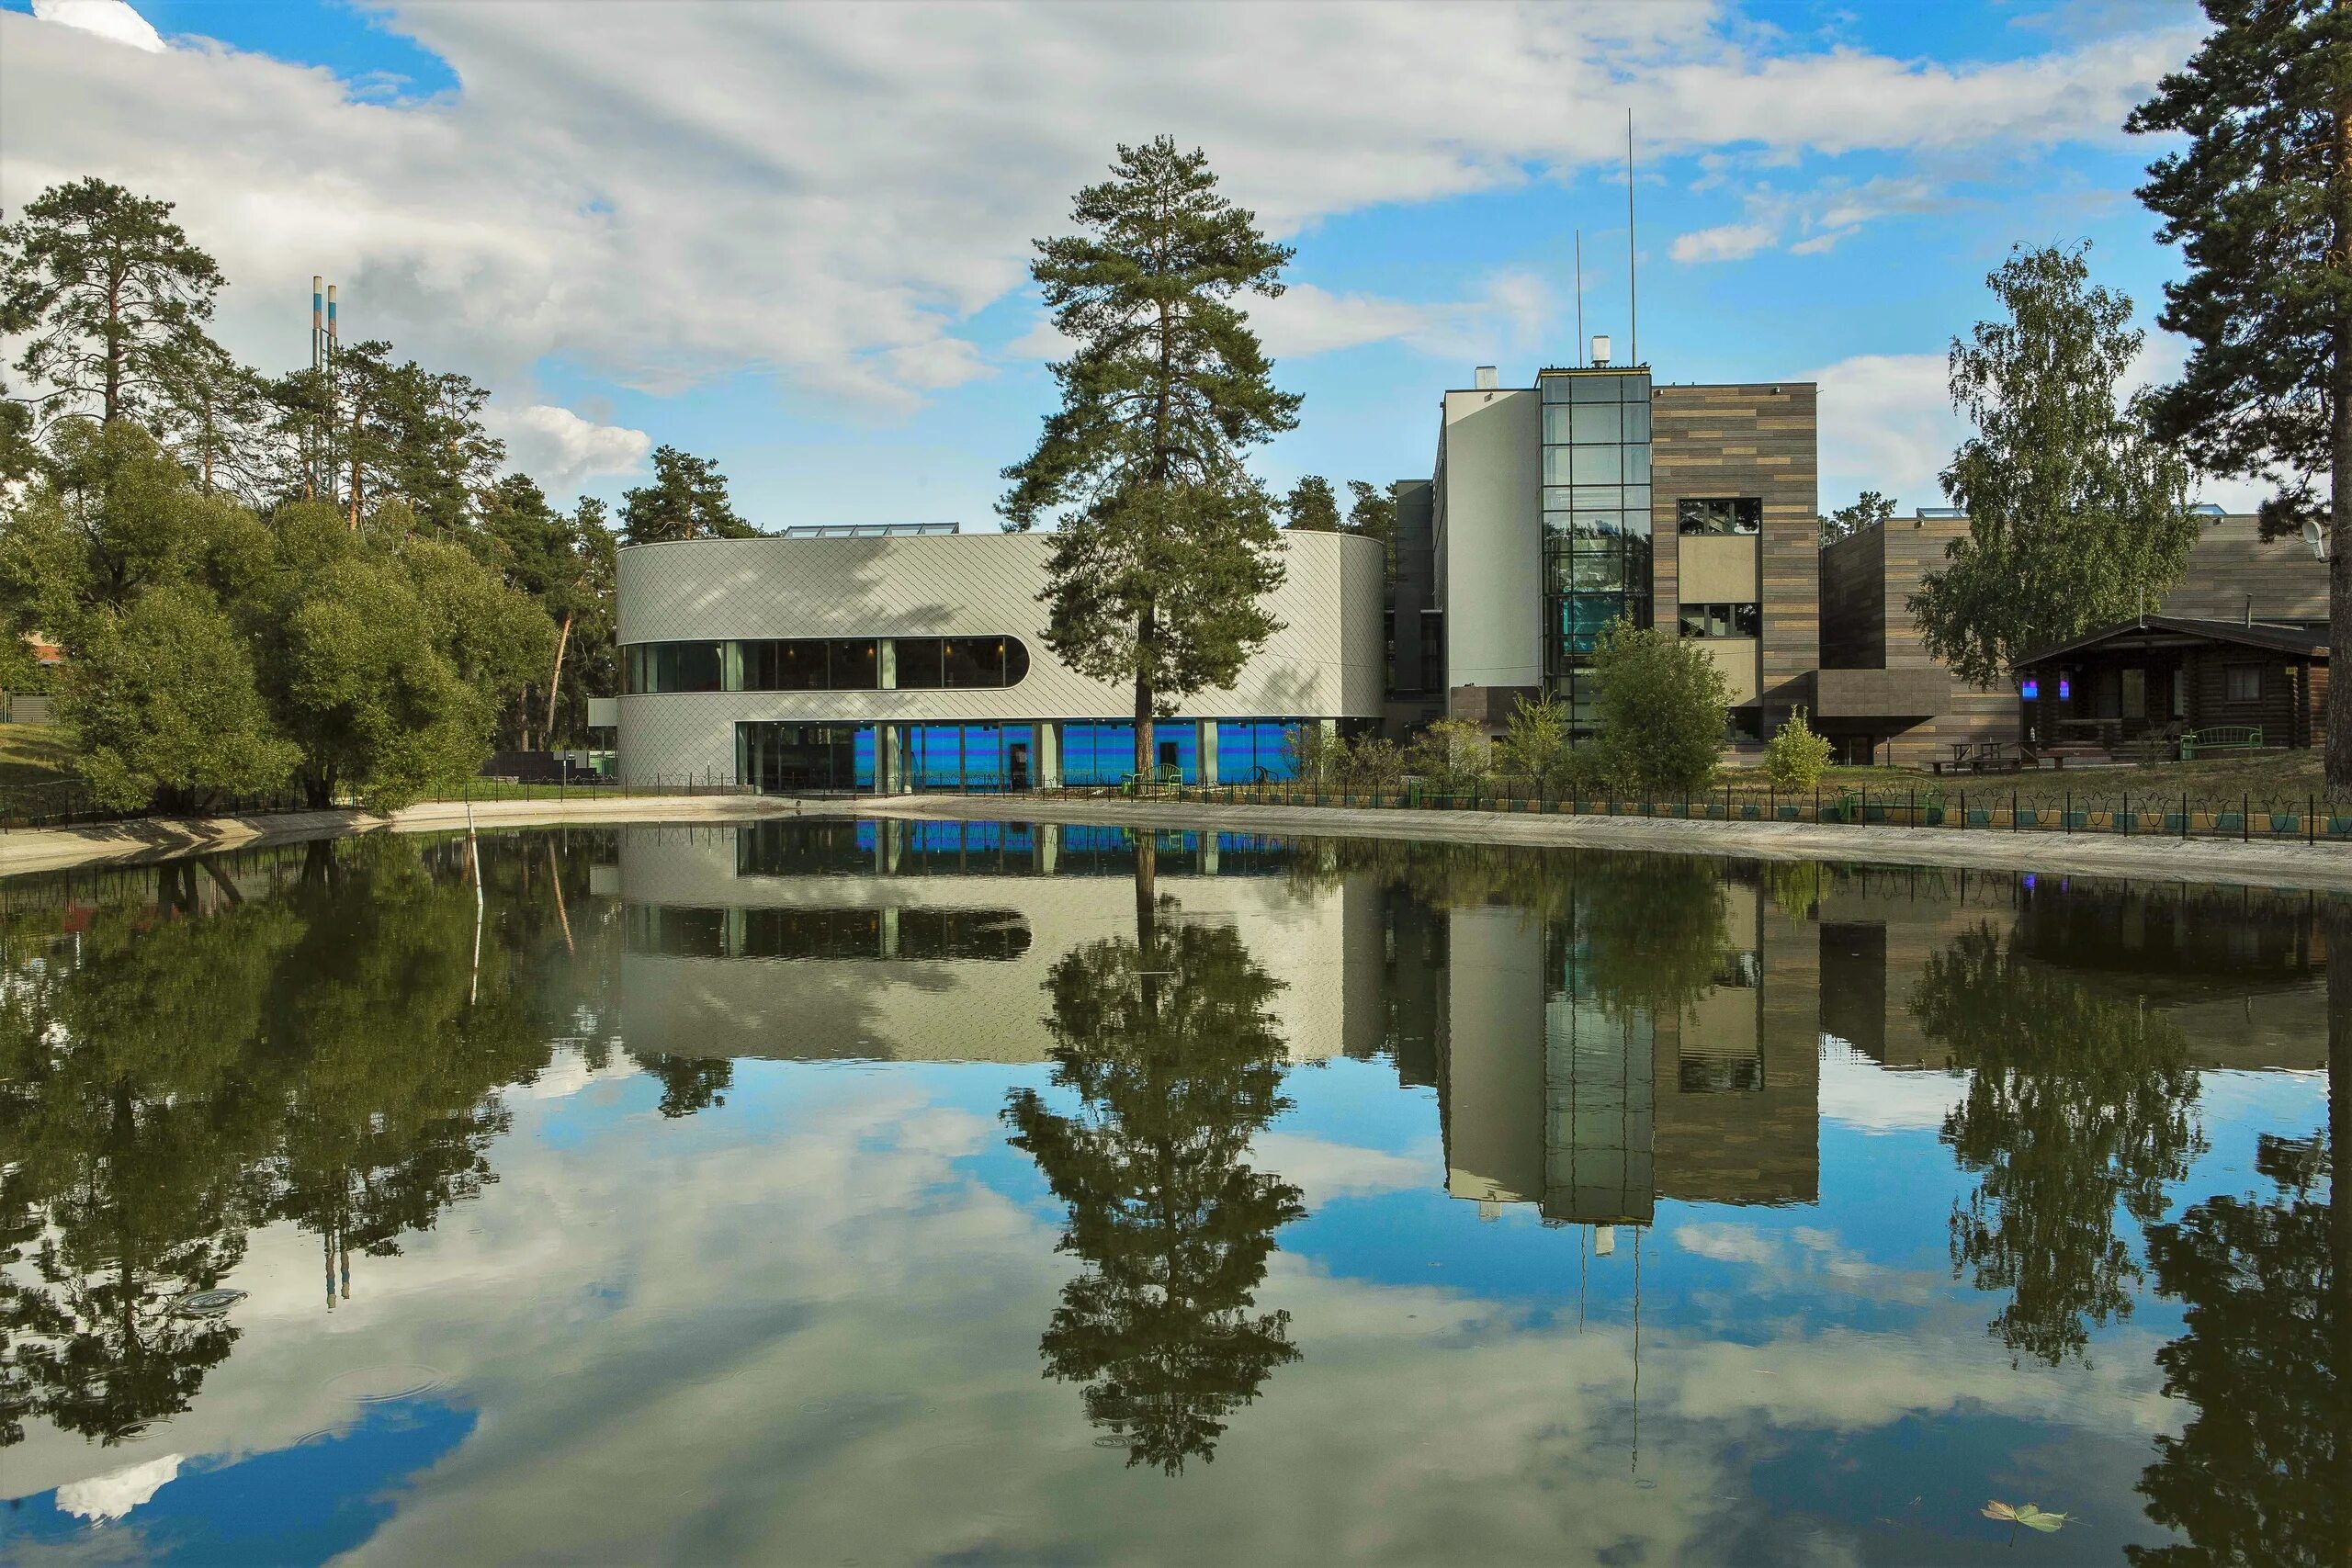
[0,819,2342,1564]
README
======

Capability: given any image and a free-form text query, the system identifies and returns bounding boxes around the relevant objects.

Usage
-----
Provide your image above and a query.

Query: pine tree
[1000,138,1299,778]
[1280,474,1340,531]
[0,177,226,433]
[2128,2,2352,797]
[618,445,752,544]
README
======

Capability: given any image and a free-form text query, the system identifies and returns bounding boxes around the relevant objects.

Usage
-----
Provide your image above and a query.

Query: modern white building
[615,528,1385,790]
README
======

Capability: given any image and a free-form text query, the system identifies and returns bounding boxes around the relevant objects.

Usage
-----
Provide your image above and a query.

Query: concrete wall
[1435,388,1542,692]
[616,530,1386,782]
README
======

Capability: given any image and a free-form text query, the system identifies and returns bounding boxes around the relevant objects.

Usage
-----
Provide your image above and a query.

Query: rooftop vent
[1915,506,1966,520]
[780,522,960,538]
[1473,366,1498,390]
[1590,334,1611,367]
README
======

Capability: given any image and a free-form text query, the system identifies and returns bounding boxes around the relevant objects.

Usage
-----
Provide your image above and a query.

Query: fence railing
[1017,778,2352,844]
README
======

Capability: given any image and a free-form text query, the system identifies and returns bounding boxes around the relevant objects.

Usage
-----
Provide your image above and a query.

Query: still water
[0,819,2342,1565]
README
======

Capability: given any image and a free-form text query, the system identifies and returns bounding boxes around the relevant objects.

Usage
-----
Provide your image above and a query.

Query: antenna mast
[1626,108,1638,367]
[1575,230,1585,367]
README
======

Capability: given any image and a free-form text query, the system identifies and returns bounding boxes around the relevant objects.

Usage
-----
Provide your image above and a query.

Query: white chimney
[1473,366,1498,389]
[1590,334,1611,367]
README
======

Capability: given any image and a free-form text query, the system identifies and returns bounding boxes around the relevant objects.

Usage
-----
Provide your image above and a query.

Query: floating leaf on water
[1983,1500,2067,1532]
[172,1288,245,1318]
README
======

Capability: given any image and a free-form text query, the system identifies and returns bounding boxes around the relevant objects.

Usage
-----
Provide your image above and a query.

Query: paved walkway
[852,793,2352,895]
[0,794,803,877]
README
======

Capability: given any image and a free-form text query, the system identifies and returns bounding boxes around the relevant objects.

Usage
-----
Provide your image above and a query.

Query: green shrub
[1493,694,1574,793]
[1592,620,1729,792]
[1404,717,1487,792]
[1764,705,1834,792]
[1342,734,1405,788]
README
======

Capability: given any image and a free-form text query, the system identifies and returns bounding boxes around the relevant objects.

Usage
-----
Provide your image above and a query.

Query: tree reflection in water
[1912,923,2203,1366]
[2130,904,2350,1567]
[1004,837,1305,1473]
[0,834,570,1448]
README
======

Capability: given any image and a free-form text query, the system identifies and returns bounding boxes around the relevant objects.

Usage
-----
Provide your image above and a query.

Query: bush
[1341,735,1405,789]
[1592,620,1729,792]
[1404,717,1487,793]
[1285,723,1348,784]
[1492,694,1573,793]
[1764,705,1834,792]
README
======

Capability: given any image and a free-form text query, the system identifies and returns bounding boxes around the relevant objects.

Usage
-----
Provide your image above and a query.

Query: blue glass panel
[853,727,876,790]
[1217,721,1255,782]
[914,725,962,789]
[962,724,1001,790]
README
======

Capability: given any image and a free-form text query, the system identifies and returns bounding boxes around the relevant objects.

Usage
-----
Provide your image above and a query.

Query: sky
[0,0,2265,528]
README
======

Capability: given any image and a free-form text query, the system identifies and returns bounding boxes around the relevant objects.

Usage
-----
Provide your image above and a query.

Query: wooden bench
[2178,726,2264,760]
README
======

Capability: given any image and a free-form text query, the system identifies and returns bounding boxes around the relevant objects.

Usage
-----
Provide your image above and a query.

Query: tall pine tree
[2129,2,2352,795]
[1000,138,1298,779]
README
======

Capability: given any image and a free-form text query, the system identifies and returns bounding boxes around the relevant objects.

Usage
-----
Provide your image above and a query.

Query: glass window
[1541,404,1574,444]
[830,639,878,690]
[1568,402,1622,443]
[625,645,645,694]
[2120,670,2147,720]
[892,637,944,689]
[1544,485,1580,511]
[1544,511,1576,540]
[943,637,1007,687]
[666,642,723,692]
[1679,605,1709,638]
[1571,445,1623,484]
[1005,640,1030,686]
[2225,664,2262,703]
[1571,510,1627,541]
[1541,376,1575,402]
[1570,376,1618,402]
[1542,447,1576,486]
[1677,498,1762,536]
[961,724,1002,788]
[1623,446,1650,485]
[1566,546,1623,592]
[1622,402,1652,442]
[1569,485,1624,509]
[1732,602,1761,637]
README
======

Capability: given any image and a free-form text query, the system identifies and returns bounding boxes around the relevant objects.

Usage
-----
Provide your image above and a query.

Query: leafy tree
[0,176,226,432]
[1763,705,1833,791]
[61,582,299,813]
[2128,7,2352,797]
[1908,243,2198,687]
[1913,923,2204,1366]
[631,1052,735,1119]
[1492,694,1573,793]
[1571,852,1735,1023]
[999,137,1299,778]
[619,444,752,544]
[548,498,620,746]
[258,503,549,808]
[1002,856,1303,1473]
[1280,474,1340,532]
[1592,618,1727,791]
[1819,489,1895,545]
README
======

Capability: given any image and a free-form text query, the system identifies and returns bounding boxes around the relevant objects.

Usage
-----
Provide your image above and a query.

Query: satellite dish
[2302,519,2330,560]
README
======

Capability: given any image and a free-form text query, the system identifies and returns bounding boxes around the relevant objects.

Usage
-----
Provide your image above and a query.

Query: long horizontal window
[1678,498,1762,536]
[627,636,1030,694]
[1678,602,1761,638]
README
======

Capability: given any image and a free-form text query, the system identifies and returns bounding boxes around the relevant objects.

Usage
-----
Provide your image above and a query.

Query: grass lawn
[1801,750,2327,803]
[0,725,76,788]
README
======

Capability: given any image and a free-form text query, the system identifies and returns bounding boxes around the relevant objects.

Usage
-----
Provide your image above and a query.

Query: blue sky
[2,0,2252,525]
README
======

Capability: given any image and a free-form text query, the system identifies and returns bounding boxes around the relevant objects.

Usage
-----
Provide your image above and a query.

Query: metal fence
[1026,778,2352,844]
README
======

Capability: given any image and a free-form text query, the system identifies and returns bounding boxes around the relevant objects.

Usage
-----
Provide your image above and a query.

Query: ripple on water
[171,1288,246,1318]
[325,1363,445,1404]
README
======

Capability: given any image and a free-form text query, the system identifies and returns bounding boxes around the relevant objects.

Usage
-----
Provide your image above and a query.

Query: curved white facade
[616,530,1385,787]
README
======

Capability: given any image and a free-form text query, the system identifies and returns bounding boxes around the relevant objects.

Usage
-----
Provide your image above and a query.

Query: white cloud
[1673,1220,1780,1265]
[1805,350,1964,514]
[53,1454,181,1522]
[28,0,161,52]
[482,403,653,497]
[1671,221,1779,265]
[0,2,2203,413]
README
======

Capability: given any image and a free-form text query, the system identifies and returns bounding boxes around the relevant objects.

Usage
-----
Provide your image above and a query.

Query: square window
[1569,402,1622,443]
[1571,445,1623,484]
[2225,664,2262,703]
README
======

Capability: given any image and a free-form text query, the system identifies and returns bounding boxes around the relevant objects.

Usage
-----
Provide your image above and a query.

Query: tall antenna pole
[310,276,323,499]
[1575,230,1585,367]
[1626,109,1638,368]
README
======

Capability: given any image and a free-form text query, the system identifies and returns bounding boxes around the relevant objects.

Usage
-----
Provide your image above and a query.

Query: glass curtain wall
[897,724,1035,793]
[736,723,876,792]
[1539,369,1653,735]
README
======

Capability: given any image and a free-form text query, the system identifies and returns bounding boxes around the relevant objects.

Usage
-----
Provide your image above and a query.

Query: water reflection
[1005,845,1304,1472]
[0,820,2339,1563]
